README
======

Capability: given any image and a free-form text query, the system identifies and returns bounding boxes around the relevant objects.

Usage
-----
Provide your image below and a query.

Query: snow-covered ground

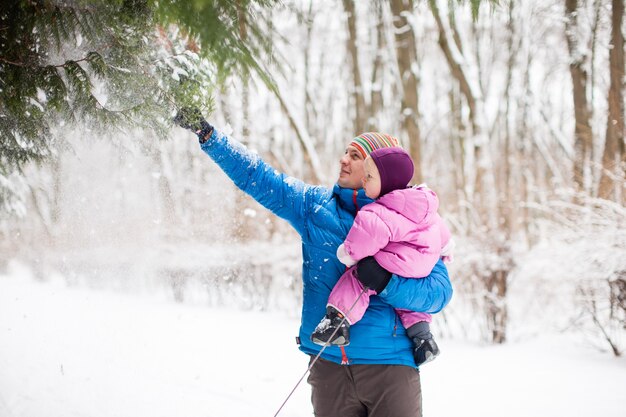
[1,265,625,417]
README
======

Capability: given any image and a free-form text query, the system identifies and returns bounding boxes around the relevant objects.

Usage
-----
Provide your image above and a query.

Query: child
[311,146,453,366]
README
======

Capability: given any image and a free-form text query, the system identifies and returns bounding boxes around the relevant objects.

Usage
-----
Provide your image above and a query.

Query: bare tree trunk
[431,0,509,343]
[237,1,251,142]
[501,0,517,240]
[151,151,177,230]
[343,0,368,133]
[273,85,323,183]
[430,1,480,135]
[565,0,594,193]
[518,23,534,247]
[390,0,422,183]
[429,0,495,228]
[235,0,254,241]
[589,0,603,105]
[486,268,508,344]
[368,2,386,130]
[448,85,469,224]
[302,2,318,137]
[598,0,625,201]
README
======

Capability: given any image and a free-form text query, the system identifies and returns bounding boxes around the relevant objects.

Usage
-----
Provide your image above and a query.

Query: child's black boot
[311,306,350,346]
[407,321,440,366]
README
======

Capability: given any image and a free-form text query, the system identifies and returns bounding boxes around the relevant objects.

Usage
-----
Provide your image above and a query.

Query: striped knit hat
[349,132,401,158]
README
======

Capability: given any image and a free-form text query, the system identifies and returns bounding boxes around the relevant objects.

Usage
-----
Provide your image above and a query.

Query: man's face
[337,145,366,189]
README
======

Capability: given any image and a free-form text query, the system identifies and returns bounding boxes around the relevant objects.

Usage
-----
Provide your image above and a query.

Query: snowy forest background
[1,0,625,362]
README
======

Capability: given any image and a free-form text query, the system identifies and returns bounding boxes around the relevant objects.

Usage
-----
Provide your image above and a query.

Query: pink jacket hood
[376,186,439,227]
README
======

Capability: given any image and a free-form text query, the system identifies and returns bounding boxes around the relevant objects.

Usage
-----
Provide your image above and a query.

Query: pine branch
[0,0,278,215]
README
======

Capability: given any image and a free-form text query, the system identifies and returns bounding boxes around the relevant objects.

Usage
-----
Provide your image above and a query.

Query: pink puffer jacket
[339,186,452,278]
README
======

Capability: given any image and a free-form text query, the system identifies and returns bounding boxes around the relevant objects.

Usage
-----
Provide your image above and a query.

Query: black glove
[356,256,392,293]
[174,107,214,143]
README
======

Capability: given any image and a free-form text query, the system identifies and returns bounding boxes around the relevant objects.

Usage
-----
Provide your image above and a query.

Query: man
[175,110,452,417]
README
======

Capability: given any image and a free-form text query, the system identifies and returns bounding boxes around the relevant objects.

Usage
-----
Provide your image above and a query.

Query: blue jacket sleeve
[377,260,453,314]
[200,129,325,236]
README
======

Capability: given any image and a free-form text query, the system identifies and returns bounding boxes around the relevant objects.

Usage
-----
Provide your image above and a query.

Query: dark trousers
[307,357,422,417]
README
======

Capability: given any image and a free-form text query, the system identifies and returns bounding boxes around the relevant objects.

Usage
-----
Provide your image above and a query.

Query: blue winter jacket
[201,129,453,367]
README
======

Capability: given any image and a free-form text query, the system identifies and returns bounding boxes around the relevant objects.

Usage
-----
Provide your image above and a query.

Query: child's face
[362,157,381,199]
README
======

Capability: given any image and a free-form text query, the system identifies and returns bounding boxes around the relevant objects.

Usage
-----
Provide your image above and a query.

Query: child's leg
[396,310,439,366]
[395,309,432,330]
[327,266,377,325]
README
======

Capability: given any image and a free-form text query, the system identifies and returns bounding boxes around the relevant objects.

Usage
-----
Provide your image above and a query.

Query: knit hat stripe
[362,135,380,152]
[352,142,369,158]
[360,137,376,154]
[362,133,388,151]
[350,132,400,158]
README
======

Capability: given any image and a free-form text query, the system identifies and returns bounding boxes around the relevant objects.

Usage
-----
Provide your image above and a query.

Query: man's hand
[174,107,214,143]
[356,256,392,294]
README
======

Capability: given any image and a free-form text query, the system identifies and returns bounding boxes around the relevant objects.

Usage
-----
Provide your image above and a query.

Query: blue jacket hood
[332,184,374,216]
